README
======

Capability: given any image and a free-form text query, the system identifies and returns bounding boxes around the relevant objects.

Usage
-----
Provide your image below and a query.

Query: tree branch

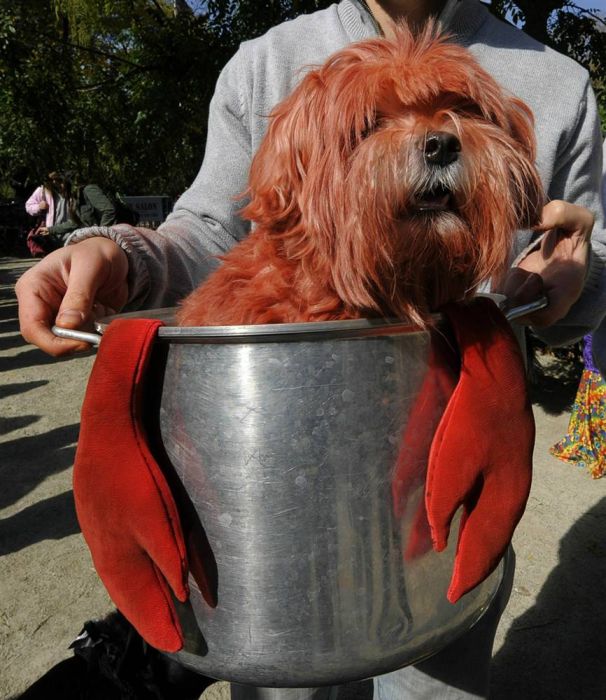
[568,3,606,28]
[38,31,154,70]
[76,67,146,91]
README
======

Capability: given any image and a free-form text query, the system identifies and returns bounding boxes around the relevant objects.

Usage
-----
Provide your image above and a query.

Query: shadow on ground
[0,490,79,556]
[0,380,48,400]
[491,497,606,699]
[0,333,28,352]
[0,317,19,333]
[0,347,70,372]
[0,423,80,511]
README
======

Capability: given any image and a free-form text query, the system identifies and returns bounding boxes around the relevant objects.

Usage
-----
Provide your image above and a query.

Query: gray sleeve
[590,138,606,375]
[592,315,606,375]
[67,49,252,310]
[531,79,606,348]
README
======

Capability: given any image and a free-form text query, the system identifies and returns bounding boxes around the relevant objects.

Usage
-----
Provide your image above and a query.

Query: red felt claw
[391,333,458,560]
[73,319,188,652]
[426,297,534,602]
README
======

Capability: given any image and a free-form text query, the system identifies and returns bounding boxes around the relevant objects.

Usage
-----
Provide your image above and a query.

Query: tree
[1,0,605,201]
[0,0,335,198]
[488,1,606,122]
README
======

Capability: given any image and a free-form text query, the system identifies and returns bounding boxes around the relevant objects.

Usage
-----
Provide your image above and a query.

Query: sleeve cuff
[583,242,604,292]
[64,225,151,308]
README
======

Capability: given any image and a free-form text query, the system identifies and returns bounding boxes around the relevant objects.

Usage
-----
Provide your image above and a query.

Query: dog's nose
[424,131,461,166]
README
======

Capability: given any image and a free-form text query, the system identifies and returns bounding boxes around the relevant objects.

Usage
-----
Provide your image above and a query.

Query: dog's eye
[349,122,374,151]
[455,101,485,118]
[357,112,377,142]
[360,125,372,139]
[437,93,486,119]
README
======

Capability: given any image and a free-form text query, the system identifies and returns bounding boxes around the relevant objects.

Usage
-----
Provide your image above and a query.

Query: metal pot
[54,296,544,687]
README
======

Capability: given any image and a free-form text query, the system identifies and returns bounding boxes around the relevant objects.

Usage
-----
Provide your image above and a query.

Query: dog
[176,23,544,328]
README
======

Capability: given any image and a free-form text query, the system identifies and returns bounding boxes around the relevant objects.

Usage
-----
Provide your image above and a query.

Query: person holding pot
[14,1,605,699]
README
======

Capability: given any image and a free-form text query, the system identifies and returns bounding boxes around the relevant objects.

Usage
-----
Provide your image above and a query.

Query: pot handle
[504,295,548,322]
[51,326,102,347]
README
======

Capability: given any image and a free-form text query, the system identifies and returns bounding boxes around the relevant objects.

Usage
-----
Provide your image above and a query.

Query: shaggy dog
[177,24,544,328]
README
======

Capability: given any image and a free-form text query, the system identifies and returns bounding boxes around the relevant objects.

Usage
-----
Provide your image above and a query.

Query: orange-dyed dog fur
[177,24,544,328]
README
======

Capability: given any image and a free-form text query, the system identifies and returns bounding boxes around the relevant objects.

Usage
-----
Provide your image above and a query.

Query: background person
[550,333,606,479]
[554,137,606,479]
[25,171,69,229]
[10,166,35,202]
[34,173,118,246]
[24,172,70,255]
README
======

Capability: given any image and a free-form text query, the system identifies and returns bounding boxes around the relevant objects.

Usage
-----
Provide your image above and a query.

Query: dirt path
[2,255,606,699]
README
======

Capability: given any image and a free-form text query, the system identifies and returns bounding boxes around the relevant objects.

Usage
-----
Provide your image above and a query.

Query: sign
[123,196,173,224]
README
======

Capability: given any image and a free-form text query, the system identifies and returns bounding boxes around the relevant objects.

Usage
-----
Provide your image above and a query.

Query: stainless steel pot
[54,296,544,687]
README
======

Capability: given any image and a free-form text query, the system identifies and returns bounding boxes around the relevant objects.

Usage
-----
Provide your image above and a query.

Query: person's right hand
[16,237,129,356]
[37,201,48,212]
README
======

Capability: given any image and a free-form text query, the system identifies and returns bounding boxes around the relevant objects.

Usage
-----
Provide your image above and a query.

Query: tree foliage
[489,1,606,120]
[0,0,604,200]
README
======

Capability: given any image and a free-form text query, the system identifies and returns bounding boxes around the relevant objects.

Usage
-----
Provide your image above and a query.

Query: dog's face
[242,24,545,325]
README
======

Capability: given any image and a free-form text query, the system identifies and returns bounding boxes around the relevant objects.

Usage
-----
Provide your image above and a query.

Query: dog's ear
[475,84,545,231]
[241,79,323,233]
[502,97,545,229]
[241,49,380,267]
[504,97,536,163]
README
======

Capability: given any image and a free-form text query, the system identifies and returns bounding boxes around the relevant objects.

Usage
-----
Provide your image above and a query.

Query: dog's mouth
[411,184,453,212]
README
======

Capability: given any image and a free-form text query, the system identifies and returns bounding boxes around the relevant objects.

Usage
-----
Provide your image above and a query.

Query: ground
[2,256,606,699]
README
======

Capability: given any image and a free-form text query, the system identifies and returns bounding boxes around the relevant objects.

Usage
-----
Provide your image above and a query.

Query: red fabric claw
[391,334,459,560]
[426,297,535,603]
[73,319,188,652]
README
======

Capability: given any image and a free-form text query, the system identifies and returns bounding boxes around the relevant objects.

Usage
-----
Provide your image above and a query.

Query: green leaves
[0,0,331,198]
[1,0,604,202]
[489,1,606,123]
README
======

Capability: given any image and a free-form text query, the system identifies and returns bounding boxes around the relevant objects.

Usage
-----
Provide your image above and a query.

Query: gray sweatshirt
[69,0,606,346]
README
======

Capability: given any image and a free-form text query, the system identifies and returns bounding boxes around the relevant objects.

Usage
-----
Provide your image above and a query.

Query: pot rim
[51,293,545,346]
[95,308,432,343]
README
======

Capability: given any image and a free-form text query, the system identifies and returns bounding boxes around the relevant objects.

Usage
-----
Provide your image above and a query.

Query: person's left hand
[502,200,595,326]
[36,227,49,236]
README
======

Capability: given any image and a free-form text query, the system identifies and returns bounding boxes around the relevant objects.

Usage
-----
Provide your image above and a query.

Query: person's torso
[75,186,103,227]
[53,194,68,225]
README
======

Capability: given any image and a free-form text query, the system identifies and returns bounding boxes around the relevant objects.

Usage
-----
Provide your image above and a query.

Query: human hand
[36,227,49,236]
[37,201,48,212]
[502,200,594,326]
[16,237,129,356]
